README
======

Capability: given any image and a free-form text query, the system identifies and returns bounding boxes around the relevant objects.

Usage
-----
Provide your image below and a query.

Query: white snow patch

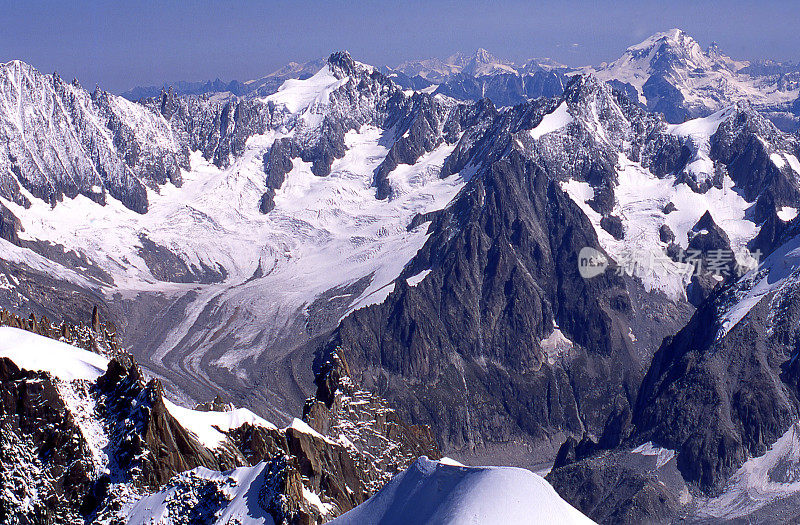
[778,207,798,222]
[264,65,347,115]
[284,417,340,446]
[695,422,800,520]
[540,327,574,364]
[439,457,466,467]
[164,399,277,449]
[303,486,335,515]
[632,442,676,469]
[57,381,110,476]
[786,154,800,175]
[0,327,109,381]
[771,153,787,169]
[406,269,431,287]
[530,102,573,140]
[667,106,736,184]
[562,152,756,299]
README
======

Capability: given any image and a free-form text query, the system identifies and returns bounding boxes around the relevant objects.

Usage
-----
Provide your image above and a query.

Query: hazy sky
[2,0,799,93]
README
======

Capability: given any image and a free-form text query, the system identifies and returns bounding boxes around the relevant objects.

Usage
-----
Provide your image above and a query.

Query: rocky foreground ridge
[0,308,438,524]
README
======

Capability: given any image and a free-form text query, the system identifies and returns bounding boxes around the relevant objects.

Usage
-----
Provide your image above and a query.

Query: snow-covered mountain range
[584,29,799,126]
[3,27,800,524]
[126,30,800,131]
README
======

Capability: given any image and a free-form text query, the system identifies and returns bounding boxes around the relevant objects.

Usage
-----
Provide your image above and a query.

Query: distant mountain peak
[629,28,691,50]
[462,47,515,77]
[472,47,495,62]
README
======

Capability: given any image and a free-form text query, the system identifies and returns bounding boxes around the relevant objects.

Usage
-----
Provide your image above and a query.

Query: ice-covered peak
[445,51,469,68]
[628,28,691,52]
[0,58,38,74]
[616,28,728,77]
[586,29,793,122]
[520,56,568,73]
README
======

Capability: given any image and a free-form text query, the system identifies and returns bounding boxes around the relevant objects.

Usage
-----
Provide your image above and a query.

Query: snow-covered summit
[330,456,595,525]
[586,29,798,122]
[461,48,517,77]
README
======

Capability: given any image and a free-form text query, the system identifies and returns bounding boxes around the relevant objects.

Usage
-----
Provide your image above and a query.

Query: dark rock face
[547,448,683,524]
[687,212,737,306]
[0,203,21,245]
[633,268,800,495]
[750,209,800,258]
[642,74,690,123]
[260,138,299,213]
[601,215,625,240]
[321,149,655,456]
[373,91,497,200]
[137,234,227,284]
[686,211,734,265]
[686,272,721,307]
[658,224,675,244]
[645,133,691,178]
[373,93,450,199]
[151,88,274,170]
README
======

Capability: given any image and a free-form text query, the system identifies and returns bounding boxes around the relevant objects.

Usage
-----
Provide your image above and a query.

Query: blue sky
[2,0,799,93]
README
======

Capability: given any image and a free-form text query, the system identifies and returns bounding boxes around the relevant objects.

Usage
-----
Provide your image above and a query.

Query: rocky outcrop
[0,359,97,523]
[547,447,683,524]
[96,354,243,488]
[0,307,119,355]
[261,138,299,213]
[304,351,441,493]
[1,306,443,523]
[150,88,274,169]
